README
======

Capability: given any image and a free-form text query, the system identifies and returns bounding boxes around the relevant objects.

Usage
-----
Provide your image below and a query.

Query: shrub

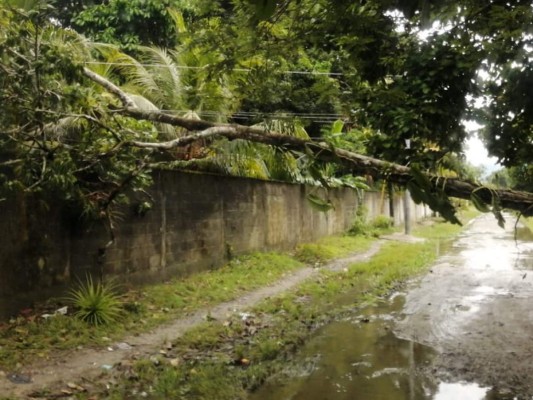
[349,206,394,237]
[294,244,335,264]
[68,276,123,326]
[348,206,369,236]
[371,215,393,230]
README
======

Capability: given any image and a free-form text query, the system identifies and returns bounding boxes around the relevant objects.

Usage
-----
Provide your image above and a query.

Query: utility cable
[84,61,353,77]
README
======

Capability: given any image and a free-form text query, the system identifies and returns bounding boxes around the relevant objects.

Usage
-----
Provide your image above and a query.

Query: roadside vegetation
[521,216,533,233]
[0,220,377,372]
[72,213,473,399]
[6,209,472,399]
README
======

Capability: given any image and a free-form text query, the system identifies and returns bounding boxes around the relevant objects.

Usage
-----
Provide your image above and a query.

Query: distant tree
[486,169,511,189]
[482,65,533,168]
[508,165,533,193]
[58,0,184,50]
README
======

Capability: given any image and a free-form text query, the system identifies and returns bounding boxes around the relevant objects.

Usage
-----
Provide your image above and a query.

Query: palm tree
[93,39,317,182]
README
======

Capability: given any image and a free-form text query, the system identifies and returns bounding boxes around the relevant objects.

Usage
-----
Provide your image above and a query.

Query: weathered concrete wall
[362,189,430,227]
[0,171,427,316]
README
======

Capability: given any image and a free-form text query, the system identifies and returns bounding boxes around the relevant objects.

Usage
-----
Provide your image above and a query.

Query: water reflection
[250,297,440,400]
[434,382,488,400]
[250,215,533,400]
[249,297,499,400]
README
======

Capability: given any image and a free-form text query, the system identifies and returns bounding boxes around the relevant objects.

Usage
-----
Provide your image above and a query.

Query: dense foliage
[0,1,156,221]
[0,0,532,221]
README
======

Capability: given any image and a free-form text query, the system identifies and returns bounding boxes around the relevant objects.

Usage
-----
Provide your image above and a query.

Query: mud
[251,214,533,400]
[396,213,533,397]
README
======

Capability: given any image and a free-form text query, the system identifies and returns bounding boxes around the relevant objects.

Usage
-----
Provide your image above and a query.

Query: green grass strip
[0,234,374,371]
[101,218,469,400]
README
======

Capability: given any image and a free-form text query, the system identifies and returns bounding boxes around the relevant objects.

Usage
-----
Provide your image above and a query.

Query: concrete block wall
[0,171,427,317]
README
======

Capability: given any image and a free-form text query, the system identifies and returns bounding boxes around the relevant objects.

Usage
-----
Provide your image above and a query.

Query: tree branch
[83,67,136,108]
[83,68,533,216]
[129,126,239,149]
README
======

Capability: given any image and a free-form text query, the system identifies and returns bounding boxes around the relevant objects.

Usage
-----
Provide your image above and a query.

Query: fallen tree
[84,68,533,221]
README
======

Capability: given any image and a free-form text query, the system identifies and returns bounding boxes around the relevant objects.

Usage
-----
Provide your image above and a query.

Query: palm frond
[136,46,182,109]
[98,46,161,104]
[128,94,159,111]
[252,119,310,139]
[43,27,93,62]
[210,139,271,180]
[127,94,180,140]
[44,116,86,140]
[167,8,187,33]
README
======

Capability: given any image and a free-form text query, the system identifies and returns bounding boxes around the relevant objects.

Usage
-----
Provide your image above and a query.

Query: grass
[68,276,123,326]
[0,235,376,371]
[521,215,533,232]
[98,217,472,400]
[294,235,374,264]
[0,212,476,399]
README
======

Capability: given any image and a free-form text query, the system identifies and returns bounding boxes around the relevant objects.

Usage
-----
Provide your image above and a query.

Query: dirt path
[395,214,533,396]
[1,241,384,398]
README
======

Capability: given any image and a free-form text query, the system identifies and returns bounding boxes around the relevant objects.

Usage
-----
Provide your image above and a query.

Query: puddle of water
[249,296,495,400]
[434,382,488,399]
[250,214,533,400]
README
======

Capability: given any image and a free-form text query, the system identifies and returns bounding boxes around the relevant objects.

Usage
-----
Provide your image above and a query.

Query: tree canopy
[1,0,532,225]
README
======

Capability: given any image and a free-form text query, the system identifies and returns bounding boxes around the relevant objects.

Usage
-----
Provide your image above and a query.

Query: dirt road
[251,214,533,400]
[5,214,532,399]
[0,242,384,398]
[396,213,533,396]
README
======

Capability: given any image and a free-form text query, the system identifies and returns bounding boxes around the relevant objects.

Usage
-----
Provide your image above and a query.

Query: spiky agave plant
[68,275,123,326]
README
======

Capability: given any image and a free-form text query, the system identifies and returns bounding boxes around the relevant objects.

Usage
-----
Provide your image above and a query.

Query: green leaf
[406,180,427,204]
[307,193,334,212]
[249,0,277,20]
[470,191,490,213]
[411,166,432,191]
[330,120,344,135]
[307,164,330,188]
[167,8,187,33]
[491,193,505,228]
[493,210,506,228]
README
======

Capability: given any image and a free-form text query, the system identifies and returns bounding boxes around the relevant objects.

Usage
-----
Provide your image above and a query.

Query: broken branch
[83,67,533,216]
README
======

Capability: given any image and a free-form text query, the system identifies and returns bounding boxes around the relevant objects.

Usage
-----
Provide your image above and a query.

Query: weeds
[68,276,123,326]
[371,215,394,230]
[0,252,305,370]
[348,206,395,237]
[294,235,374,264]
[101,218,471,400]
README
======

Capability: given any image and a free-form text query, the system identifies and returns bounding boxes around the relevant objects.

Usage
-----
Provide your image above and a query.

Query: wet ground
[250,214,533,400]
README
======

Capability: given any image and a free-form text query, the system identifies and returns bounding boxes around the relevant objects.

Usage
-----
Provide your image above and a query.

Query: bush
[348,206,369,236]
[68,276,123,326]
[371,215,393,230]
[294,244,335,264]
[349,206,394,237]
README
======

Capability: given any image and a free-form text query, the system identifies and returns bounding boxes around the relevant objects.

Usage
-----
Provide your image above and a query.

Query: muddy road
[398,213,533,397]
[252,214,533,399]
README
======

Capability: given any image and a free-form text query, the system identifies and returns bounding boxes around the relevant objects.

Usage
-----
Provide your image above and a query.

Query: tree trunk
[83,68,533,217]
[404,190,412,235]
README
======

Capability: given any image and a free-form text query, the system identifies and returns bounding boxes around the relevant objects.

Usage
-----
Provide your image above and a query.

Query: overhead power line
[155,110,346,122]
[159,109,344,117]
[84,61,353,77]
[144,109,345,126]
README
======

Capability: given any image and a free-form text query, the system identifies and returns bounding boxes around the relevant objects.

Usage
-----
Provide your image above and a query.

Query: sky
[462,120,500,176]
